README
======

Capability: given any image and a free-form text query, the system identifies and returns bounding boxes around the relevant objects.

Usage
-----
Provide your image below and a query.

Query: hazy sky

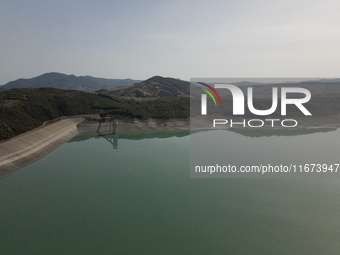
[1,0,339,84]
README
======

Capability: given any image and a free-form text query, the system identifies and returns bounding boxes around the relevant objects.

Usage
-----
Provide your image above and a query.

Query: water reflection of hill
[68,130,190,143]
[227,127,337,137]
[69,127,338,146]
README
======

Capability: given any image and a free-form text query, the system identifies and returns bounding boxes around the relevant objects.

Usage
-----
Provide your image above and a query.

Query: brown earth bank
[77,118,191,133]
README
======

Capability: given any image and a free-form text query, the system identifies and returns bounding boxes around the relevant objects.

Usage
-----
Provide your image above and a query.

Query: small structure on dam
[85,116,118,135]
[83,116,118,149]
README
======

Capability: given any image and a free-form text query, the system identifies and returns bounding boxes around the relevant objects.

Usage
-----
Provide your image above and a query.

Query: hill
[1,72,141,92]
[0,88,190,140]
[99,76,190,98]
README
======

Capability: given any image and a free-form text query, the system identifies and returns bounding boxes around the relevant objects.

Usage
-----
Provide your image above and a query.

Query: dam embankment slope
[0,118,84,176]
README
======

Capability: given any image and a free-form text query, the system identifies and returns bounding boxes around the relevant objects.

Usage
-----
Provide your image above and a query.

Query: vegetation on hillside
[0,88,190,140]
[1,86,340,141]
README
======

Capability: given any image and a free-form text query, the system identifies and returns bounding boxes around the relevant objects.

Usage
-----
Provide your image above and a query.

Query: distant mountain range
[1,73,190,98]
[1,72,142,92]
[2,73,340,99]
[228,79,340,86]
[98,76,190,98]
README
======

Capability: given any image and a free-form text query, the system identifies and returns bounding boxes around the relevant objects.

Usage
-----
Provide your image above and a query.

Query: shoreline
[0,117,191,177]
[1,115,340,178]
[77,118,191,133]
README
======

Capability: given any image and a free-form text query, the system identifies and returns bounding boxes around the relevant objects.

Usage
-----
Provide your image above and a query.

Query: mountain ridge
[1,72,142,92]
[99,75,190,98]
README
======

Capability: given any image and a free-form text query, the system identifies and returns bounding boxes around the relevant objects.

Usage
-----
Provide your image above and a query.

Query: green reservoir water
[1,129,340,254]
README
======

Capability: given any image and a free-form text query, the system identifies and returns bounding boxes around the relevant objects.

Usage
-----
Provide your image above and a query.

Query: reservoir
[1,129,340,254]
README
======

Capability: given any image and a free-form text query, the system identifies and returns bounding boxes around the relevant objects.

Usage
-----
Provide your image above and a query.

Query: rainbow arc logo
[198,82,222,106]
[197,82,223,115]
